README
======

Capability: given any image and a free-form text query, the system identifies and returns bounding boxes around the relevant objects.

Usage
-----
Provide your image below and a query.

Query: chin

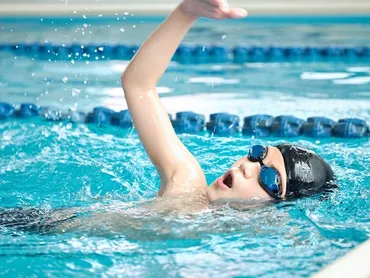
[205,187,217,202]
[205,185,226,202]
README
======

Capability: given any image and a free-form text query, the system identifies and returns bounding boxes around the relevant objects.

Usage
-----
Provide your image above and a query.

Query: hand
[180,0,247,20]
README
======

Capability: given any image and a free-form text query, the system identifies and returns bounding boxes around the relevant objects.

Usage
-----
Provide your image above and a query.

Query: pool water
[1,16,370,277]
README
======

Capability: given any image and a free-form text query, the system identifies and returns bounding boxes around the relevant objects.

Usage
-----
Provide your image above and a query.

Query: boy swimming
[1,0,336,234]
[121,0,336,206]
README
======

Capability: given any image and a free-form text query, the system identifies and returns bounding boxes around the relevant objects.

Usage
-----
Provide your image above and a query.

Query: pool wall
[1,0,370,16]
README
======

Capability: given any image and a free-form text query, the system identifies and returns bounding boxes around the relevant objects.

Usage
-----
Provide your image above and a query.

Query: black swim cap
[276,144,337,198]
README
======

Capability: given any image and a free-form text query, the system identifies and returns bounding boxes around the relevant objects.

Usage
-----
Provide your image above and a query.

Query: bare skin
[121,0,288,212]
[207,147,287,202]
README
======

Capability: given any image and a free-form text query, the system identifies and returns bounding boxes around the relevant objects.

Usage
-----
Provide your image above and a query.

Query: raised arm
[121,1,247,197]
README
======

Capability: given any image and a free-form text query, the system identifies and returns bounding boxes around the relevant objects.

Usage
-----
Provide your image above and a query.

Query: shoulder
[158,166,208,198]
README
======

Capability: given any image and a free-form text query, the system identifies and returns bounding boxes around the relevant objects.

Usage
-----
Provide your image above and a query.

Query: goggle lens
[248,145,267,162]
[247,145,282,199]
[260,166,281,196]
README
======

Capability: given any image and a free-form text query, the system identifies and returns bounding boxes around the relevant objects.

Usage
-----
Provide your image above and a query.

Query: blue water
[1,16,370,277]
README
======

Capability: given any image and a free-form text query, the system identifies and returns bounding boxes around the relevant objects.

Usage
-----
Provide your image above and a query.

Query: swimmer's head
[206,144,336,203]
[275,143,336,198]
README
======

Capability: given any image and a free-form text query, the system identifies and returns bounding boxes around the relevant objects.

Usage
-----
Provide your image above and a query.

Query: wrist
[177,3,200,22]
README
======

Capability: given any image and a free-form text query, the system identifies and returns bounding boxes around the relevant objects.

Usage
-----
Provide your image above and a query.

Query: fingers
[188,0,229,19]
[227,8,248,18]
[203,0,247,19]
[181,0,247,20]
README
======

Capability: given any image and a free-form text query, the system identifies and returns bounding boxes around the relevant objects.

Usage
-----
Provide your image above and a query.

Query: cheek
[234,181,272,199]
[232,157,248,168]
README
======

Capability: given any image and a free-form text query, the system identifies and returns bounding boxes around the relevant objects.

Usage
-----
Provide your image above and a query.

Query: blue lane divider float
[1,43,370,62]
[207,113,240,135]
[242,114,274,137]
[172,111,205,134]
[270,116,305,138]
[1,102,369,139]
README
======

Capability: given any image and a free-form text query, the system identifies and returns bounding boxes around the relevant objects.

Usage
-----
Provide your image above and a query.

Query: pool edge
[313,239,370,278]
[1,3,370,16]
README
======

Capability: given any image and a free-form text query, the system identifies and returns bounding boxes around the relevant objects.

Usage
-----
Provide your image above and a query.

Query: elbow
[122,69,155,93]
[121,69,143,91]
[121,70,132,91]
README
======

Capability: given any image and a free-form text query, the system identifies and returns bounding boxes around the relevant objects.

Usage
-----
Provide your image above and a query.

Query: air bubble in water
[62,77,68,83]
[120,28,125,32]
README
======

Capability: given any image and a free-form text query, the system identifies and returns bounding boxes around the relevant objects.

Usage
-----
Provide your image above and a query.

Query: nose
[240,161,260,179]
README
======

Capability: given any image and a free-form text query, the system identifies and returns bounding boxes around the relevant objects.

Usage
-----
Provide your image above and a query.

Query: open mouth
[223,172,233,188]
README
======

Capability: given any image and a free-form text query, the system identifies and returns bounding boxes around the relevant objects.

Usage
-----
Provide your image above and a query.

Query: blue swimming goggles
[247,145,283,199]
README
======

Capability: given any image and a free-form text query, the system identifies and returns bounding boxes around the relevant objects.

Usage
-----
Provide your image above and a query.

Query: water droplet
[72,88,81,97]
[3,133,12,141]
[62,77,68,83]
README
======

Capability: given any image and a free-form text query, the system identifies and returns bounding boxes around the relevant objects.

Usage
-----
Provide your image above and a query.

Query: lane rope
[1,103,369,138]
[1,43,369,62]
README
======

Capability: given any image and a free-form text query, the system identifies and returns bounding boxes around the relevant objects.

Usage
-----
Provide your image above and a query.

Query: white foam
[210,65,241,71]
[111,61,131,72]
[102,87,123,97]
[188,77,240,85]
[300,72,352,80]
[156,87,173,94]
[333,76,370,85]
[159,92,370,122]
[346,67,370,73]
